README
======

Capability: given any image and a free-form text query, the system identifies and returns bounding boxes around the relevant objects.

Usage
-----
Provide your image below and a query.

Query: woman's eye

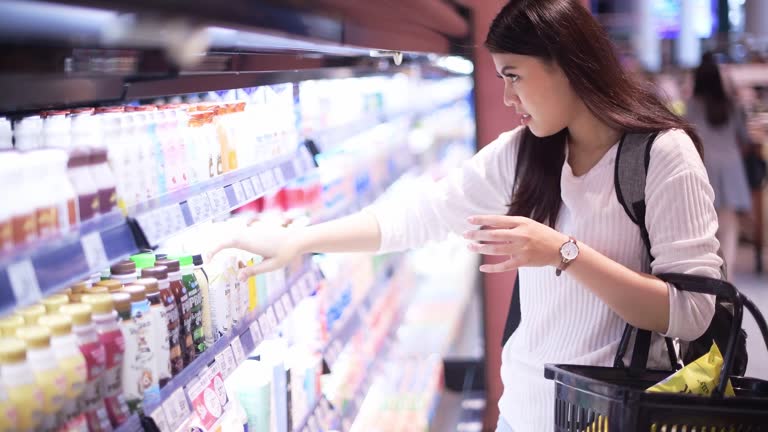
[506,74,520,82]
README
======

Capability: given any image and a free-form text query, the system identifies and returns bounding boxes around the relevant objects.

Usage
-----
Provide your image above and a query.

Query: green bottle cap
[168,255,194,267]
[130,253,156,270]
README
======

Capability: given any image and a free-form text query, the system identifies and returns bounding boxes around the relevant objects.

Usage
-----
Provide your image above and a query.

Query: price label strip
[207,188,230,216]
[241,179,256,201]
[80,231,109,272]
[230,337,246,366]
[273,166,285,185]
[162,387,192,430]
[273,298,286,322]
[250,176,263,195]
[7,259,42,306]
[231,181,246,204]
[258,314,271,337]
[187,194,213,224]
[150,406,172,432]
[291,283,303,305]
[250,321,263,347]
[166,204,187,234]
[281,295,293,316]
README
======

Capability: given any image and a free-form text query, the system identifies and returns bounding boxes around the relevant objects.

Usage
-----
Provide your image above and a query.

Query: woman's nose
[503,85,520,108]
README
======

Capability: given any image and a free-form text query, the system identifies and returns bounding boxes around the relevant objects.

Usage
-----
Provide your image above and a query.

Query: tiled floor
[731,245,768,379]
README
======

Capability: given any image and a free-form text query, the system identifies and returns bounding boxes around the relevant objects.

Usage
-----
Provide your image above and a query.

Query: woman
[686,52,752,273]
[209,1,721,430]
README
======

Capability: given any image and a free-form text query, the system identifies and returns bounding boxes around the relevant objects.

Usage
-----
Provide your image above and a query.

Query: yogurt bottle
[15,325,68,432]
[38,314,89,432]
[0,337,40,432]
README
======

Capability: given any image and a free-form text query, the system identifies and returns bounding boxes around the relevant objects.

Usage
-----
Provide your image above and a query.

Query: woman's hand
[463,215,568,273]
[206,223,304,281]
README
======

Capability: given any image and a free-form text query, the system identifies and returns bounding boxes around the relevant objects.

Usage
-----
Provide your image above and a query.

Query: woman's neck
[566,103,621,175]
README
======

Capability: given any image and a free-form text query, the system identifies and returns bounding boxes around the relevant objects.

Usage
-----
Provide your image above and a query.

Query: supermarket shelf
[118,257,320,432]
[321,256,398,369]
[131,144,317,248]
[293,396,337,432]
[0,210,139,316]
[312,94,472,155]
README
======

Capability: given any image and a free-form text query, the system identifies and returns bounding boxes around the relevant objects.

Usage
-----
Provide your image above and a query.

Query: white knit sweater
[367,127,722,431]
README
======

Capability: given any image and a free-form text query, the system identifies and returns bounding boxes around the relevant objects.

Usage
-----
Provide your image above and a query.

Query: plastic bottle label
[99,328,130,426]
[78,192,99,221]
[98,187,117,214]
[35,206,58,238]
[0,220,12,253]
[11,213,38,246]
[78,339,111,432]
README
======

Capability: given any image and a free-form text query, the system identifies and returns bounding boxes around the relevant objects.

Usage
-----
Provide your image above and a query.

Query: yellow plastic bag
[647,342,735,397]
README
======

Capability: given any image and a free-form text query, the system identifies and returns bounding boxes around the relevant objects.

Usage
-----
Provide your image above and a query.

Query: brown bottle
[141,266,183,375]
[155,259,195,365]
[134,277,172,387]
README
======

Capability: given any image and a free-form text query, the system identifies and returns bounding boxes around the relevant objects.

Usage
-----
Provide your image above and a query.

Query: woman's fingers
[479,258,519,273]
[463,228,516,243]
[467,242,515,256]
[467,215,525,228]
[237,258,282,281]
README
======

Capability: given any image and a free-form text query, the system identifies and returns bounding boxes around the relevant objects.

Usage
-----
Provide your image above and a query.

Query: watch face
[560,241,579,260]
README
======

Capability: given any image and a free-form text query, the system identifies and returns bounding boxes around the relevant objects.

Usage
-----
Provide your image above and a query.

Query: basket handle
[615,274,744,397]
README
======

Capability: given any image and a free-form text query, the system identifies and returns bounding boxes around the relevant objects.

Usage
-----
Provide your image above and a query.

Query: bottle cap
[95,280,123,293]
[59,304,92,326]
[110,260,137,276]
[16,304,46,324]
[122,285,147,302]
[0,315,25,337]
[16,326,51,348]
[141,266,169,281]
[111,293,131,315]
[80,294,115,315]
[134,278,159,295]
[155,259,180,273]
[0,338,26,364]
[38,314,73,336]
[130,253,156,270]
[41,294,69,313]
[177,256,194,267]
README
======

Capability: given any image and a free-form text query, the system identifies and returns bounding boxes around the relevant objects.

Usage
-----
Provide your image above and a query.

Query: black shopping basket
[544,274,768,431]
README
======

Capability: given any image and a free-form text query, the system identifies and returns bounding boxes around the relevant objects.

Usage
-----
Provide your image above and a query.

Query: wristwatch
[556,237,579,276]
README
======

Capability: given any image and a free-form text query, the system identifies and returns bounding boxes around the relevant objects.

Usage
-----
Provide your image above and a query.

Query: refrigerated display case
[0,1,485,431]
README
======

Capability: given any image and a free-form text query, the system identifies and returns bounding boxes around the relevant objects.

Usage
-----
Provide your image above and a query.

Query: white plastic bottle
[15,325,68,432]
[10,153,40,246]
[0,153,18,253]
[49,148,80,233]
[13,116,43,151]
[0,117,12,150]
[69,114,101,222]
[0,337,43,432]
[87,114,118,215]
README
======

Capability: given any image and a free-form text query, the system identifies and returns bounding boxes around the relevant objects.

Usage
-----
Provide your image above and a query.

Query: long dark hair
[693,51,731,127]
[484,0,702,227]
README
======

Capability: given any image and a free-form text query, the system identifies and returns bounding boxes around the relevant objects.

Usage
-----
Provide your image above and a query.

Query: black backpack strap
[614,131,680,370]
[501,276,521,347]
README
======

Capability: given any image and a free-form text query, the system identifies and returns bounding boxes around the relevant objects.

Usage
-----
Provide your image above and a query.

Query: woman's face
[490,53,581,137]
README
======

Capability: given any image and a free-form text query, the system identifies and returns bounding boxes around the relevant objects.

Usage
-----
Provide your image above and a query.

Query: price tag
[250,321,263,346]
[80,231,109,272]
[241,179,256,201]
[166,204,187,234]
[250,176,263,195]
[292,158,302,177]
[273,299,286,322]
[162,387,192,429]
[135,211,160,245]
[281,295,293,315]
[267,306,278,330]
[187,194,213,224]
[7,259,41,305]
[230,337,246,366]
[207,188,230,215]
[259,171,273,191]
[291,284,303,304]
[273,166,286,185]
[150,406,171,432]
[258,314,271,337]
[231,182,246,204]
